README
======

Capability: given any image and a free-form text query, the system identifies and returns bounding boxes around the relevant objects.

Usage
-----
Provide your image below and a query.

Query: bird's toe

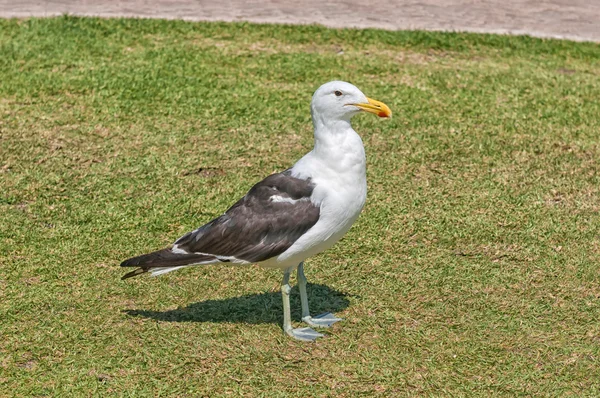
[287,327,325,342]
[302,312,343,328]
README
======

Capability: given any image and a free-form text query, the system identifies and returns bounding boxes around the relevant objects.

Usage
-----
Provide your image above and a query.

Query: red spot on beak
[378,111,389,118]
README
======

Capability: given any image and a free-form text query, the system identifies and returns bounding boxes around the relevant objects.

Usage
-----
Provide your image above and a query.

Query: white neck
[315,108,364,155]
[313,119,353,156]
[289,111,366,181]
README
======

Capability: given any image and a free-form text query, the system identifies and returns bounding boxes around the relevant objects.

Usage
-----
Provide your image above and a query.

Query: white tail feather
[150,266,190,277]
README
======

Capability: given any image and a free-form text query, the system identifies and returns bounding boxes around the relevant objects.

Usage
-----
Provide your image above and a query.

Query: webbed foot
[302,312,343,328]
[286,327,325,341]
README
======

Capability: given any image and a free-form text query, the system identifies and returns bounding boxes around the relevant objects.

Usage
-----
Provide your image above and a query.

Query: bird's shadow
[124,283,351,325]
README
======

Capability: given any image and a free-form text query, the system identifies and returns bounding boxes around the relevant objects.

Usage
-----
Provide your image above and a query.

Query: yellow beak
[352,97,392,118]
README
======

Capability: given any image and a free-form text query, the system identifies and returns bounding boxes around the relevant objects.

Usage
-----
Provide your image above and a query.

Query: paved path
[1,0,599,42]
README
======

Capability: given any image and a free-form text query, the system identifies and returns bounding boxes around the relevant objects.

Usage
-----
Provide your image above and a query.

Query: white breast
[262,127,368,270]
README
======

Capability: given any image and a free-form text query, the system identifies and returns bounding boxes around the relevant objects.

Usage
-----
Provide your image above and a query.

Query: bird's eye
[334,90,343,97]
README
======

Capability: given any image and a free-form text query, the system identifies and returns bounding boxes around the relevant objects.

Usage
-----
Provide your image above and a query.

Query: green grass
[1,15,600,396]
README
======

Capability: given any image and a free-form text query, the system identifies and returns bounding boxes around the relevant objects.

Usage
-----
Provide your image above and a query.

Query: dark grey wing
[174,170,320,263]
[121,170,319,279]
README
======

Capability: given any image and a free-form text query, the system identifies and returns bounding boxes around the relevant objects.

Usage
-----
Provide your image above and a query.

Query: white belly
[258,124,368,270]
[261,171,367,270]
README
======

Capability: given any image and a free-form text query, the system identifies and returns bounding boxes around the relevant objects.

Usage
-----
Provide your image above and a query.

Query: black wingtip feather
[121,268,147,280]
[120,250,165,268]
[120,248,180,268]
[120,248,219,280]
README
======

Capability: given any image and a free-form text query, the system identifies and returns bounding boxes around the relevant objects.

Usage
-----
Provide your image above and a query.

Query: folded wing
[121,170,320,279]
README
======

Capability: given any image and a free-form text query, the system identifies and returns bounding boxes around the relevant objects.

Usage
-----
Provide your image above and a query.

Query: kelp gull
[121,81,391,341]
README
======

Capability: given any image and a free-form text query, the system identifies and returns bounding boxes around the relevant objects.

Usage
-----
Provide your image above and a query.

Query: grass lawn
[1,16,600,396]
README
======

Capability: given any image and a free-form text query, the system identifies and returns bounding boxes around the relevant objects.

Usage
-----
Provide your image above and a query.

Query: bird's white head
[310,81,392,125]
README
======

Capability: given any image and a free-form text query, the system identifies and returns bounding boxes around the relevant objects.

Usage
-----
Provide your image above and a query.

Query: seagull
[120,81,391,341]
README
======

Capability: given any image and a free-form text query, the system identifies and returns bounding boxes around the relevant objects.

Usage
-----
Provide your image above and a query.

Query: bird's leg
[298,262,311,320]
[297,262,343,328]
[281,270,294,334]
[281,268,323,341]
